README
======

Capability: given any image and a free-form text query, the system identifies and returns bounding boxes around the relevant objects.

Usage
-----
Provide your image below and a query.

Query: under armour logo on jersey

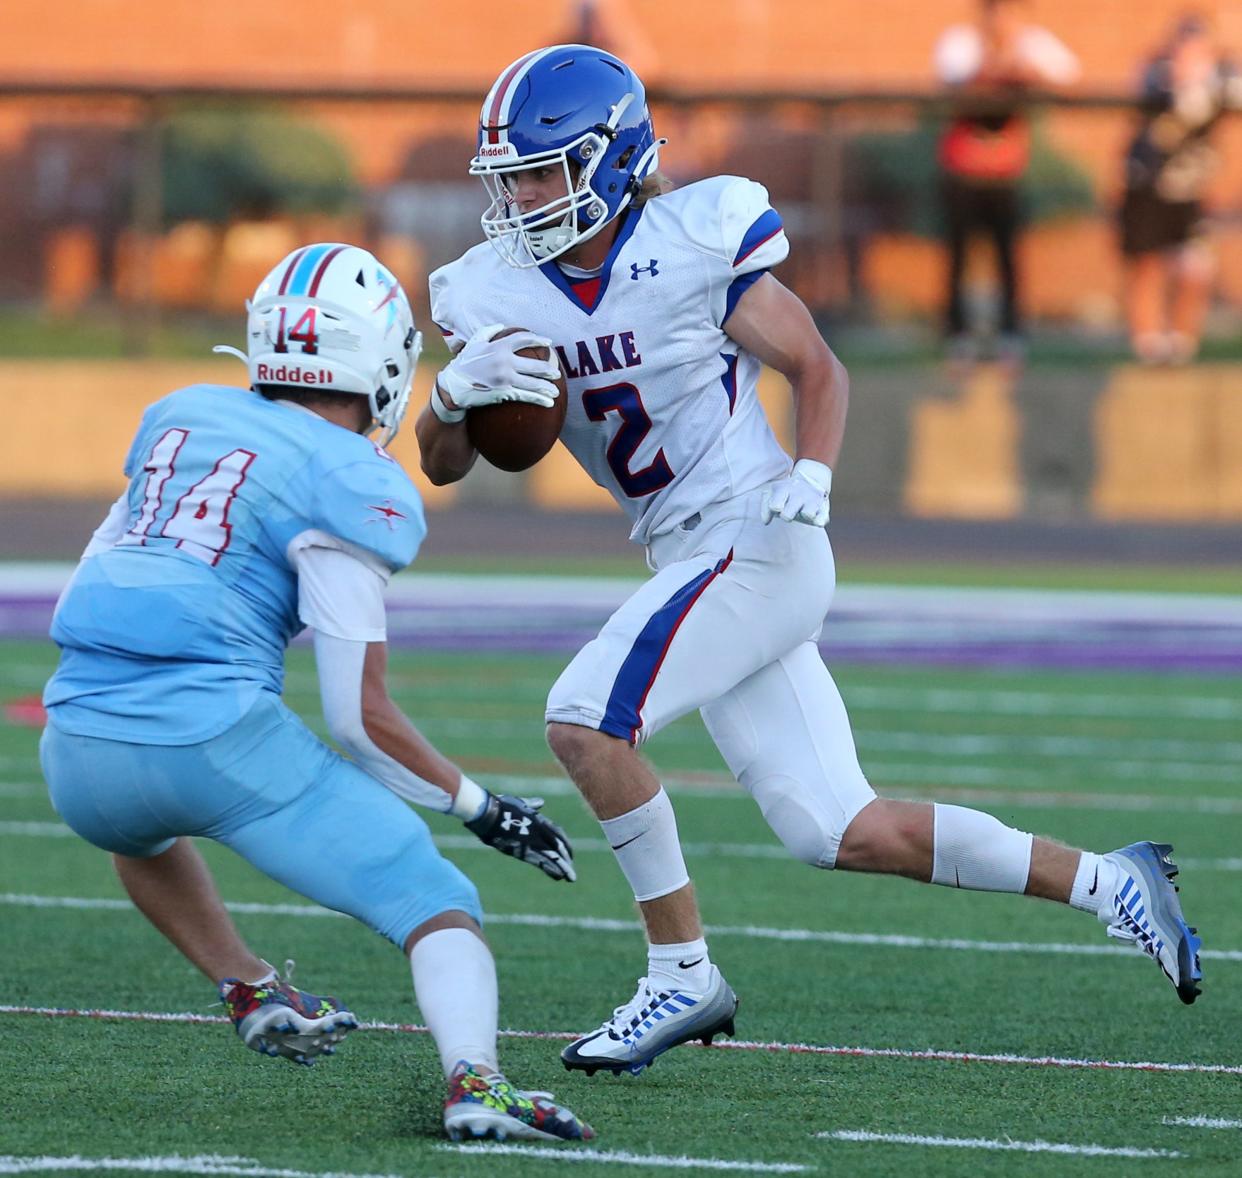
[365,499,406,530]
[500,812,532,835]
[630,260,659,280]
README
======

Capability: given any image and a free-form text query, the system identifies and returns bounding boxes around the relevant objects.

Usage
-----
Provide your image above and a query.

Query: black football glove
[464,792,576,882]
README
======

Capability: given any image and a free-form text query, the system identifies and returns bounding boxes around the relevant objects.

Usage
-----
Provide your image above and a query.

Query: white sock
[931,804,1033,893]
[410,928,498,1078]
[1069,851,1120,918]
[599,788,691,902]
[647,938,713,993]
[245,960,277,986]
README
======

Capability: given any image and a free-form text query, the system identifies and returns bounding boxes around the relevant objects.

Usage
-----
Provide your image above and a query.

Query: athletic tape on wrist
[430,379,466,425]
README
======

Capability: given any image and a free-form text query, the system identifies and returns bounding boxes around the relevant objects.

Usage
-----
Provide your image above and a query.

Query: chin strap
[212,345,248,364]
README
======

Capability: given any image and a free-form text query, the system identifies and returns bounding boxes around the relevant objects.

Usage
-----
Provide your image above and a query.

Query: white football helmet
[216,243,423,446]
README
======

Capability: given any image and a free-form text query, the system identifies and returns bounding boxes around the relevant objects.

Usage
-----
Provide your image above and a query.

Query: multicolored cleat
[1101,841,1203,1005]
[561,967,738,1077]
[218,969,359,1065]
[443,1061,594,1142]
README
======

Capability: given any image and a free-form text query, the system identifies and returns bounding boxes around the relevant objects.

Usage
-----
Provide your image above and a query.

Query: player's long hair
[632,172,675,207]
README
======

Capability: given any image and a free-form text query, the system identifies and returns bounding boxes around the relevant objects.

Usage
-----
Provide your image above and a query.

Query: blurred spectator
[1119,14,1242,366]
[555,1,661,82]
[934,0,1080,369]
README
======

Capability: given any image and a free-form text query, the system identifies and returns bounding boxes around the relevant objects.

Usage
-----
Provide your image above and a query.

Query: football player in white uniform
[416,45,1203,1077]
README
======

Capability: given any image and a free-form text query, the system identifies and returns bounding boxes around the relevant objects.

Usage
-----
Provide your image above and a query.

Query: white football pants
[546,485,875,867]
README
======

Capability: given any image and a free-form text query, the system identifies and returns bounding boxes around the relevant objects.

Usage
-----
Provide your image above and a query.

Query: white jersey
[430,176,793,544]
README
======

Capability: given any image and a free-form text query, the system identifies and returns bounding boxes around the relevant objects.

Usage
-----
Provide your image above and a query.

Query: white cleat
[561,967,738,1077]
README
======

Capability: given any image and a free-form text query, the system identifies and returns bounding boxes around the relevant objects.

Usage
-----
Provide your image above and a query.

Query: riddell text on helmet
[256,363,335,385]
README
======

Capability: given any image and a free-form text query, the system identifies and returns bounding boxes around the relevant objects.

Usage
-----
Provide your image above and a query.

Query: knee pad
[750,774,841,869]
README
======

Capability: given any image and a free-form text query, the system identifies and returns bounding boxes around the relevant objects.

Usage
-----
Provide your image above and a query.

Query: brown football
[465,328,568,472]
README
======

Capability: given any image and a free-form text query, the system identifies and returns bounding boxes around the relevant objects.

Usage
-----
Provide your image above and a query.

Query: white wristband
[430,379,466,425]
[449,773,489,821]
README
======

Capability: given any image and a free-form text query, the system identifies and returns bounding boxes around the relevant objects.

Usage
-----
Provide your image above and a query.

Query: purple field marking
[5,580,1242,673]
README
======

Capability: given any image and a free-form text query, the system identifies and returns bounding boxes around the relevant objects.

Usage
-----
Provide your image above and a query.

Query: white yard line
[3,1004,1240,1077]
[436,1144,807,1172]
[869,760,1242,791]
[0,1157,401,1178]
[820,1130,1181,1159]
[3,892,1238,962]
[479,770,1242,808]
[841,685,1242,722]
[0,784,47,798]
[376,715,1242,764]
[852,729,1242,763]
[5,770,1242,813]
[273,670,1242,723]
[0,822,76,837]
[6,822,1242,872]
[15,657,1242,724]
[1162,1116,1242,1129]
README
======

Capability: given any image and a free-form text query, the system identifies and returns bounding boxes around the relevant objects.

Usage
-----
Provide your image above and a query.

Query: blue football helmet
[470,44,664,267]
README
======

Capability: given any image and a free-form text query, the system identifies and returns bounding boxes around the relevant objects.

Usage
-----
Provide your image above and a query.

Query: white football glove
[431,323,562,423]
[761,459,833,528]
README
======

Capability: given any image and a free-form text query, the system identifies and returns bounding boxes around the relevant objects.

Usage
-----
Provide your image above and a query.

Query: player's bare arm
[725,273,846,528]
[356,641,577,882]
[724,273,848,469]
[360,639,464,793]
[416,325,562,485]
[314,626,575,883]
[415,392,477,486]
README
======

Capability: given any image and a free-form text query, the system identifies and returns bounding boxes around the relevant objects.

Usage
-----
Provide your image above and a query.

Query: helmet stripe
[307,245,348,297]
[277,246,310,295]
[483,45,566,141]
[287,244,333,296]
[484,51,537,133]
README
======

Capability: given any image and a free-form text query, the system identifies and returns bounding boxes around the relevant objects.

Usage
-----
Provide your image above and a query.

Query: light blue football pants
[40,692,481,947]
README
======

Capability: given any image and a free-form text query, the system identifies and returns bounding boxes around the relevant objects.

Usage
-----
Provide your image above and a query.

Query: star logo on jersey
[365,499,407,530]
[630,260,659,280]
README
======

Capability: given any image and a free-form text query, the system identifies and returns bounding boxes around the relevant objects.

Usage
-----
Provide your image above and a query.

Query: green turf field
[407,552,1242,595]
[1,638,1239,1176]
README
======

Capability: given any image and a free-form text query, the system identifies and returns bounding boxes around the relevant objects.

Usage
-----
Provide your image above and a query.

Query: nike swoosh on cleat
[1088,867,1099,896]
[609,833,644,851]
[677,957,704,970]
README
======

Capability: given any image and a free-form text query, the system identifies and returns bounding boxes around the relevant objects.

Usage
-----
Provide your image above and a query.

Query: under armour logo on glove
[500,812,532,835]
[465,793,576,882]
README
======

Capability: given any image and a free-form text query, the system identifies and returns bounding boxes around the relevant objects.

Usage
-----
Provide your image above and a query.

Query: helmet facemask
[368,324,423,447]
[472,83,661,268]
[474,128,615,268]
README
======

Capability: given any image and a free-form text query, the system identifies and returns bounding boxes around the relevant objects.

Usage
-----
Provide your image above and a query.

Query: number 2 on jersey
[124,428,257,566]
[581,382,674,498]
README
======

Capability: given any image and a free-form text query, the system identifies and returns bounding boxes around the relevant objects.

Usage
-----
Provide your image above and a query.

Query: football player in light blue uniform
[417,45,1204,1079]
[40,243,593,1144]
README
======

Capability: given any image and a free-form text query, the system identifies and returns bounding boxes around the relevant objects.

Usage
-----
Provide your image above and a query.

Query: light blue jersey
[44,384,425,744]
